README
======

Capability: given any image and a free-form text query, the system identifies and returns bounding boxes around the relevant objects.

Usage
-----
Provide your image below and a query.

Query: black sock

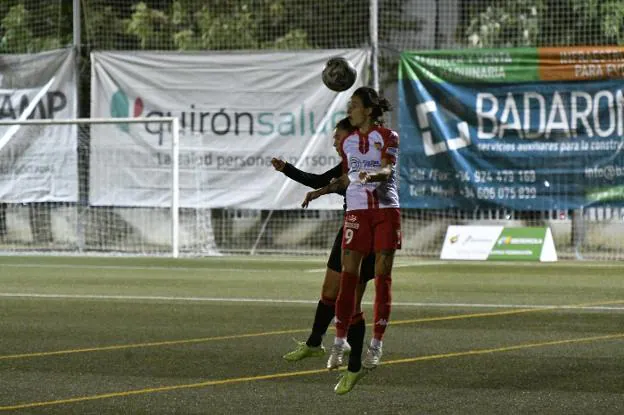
[346,318,366,372]
[306,300,335,347]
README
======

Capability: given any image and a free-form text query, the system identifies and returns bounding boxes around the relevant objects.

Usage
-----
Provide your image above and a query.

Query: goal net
[0,117,221,257]
[0,117,348,258]
[3,0,624,260]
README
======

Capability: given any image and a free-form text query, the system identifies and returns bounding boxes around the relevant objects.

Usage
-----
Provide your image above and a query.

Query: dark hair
[335,117,353,132]
[352,86,392,124]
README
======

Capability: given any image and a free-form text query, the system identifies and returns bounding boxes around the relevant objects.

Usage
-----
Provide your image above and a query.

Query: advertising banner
[400,47,624,210]
[91,50,370,208]
[440,225,557,262]
[0,48,77,202]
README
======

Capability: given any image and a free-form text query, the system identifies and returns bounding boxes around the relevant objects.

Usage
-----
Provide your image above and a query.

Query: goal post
[0,116,192,257]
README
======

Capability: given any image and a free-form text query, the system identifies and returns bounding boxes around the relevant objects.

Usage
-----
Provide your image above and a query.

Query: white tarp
[90,49,370,208]
[0,48,78,202]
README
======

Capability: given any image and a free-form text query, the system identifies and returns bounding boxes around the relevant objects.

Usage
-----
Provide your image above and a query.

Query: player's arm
[271,159,341,189]
[359,158,393,183]
[301,173,349,208]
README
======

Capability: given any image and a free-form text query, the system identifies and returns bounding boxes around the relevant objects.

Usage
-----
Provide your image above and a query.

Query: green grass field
[0,256,623,414]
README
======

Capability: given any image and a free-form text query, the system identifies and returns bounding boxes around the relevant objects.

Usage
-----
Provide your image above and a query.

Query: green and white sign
[440,225,557,262]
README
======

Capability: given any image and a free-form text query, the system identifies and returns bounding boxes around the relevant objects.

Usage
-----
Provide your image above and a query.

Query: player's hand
[301,190,321,208]
[271,158,286,172]
[359,171,371,184]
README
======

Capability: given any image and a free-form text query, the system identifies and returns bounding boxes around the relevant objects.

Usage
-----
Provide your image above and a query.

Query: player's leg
[362,249,394,369]
[363,208,401,369]
[345,253,374,373]
[334,254,375,394]
[328,210,370,370]
[283,228,343,361]
[327,247,363,370]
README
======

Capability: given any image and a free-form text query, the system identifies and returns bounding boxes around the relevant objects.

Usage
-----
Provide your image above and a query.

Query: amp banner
[0,48,78,202]
[90,49,369,209]
[399,47,624,210]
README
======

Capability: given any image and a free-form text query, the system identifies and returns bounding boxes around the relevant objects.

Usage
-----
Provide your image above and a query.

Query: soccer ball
[322,57,357,92]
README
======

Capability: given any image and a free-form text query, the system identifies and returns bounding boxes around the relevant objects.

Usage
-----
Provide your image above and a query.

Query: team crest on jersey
[385,146,398,156]
[374,142,382,151]
[346,214,358,222]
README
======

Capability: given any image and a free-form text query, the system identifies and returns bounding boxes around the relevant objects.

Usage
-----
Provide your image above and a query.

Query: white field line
[305,261,445,272]
[0,263,272,273]
[0,260,462,273]
[0,292,623,311]
[0,260,621,274]
[308,260,624,273]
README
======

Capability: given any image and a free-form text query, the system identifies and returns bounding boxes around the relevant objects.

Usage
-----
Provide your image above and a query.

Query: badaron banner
[0,48,77,202]
[90,50,370,209]
[399,47,624,210]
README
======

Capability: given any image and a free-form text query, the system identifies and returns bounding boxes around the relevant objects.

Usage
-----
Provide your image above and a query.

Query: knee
[321,280,339,300]
[341,249,363,275]
[374,251,395,276]
[341,259,360,275]
[321,269,341,301]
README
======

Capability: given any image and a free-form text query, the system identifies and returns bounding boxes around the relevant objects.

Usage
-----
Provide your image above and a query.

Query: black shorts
[327,227,376,282]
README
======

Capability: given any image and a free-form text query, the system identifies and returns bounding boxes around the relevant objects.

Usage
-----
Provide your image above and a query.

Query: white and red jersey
[339,125,400,211]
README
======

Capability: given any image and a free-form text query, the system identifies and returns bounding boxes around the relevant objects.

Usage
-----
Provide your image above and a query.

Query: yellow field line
[0,328,308,360]
[381,332,624,365]
[1,299,622,361]
[1,332,623,411]
[392,299,624,325]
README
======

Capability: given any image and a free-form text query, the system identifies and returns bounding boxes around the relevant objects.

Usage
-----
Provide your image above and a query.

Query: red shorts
[342,208,401,254]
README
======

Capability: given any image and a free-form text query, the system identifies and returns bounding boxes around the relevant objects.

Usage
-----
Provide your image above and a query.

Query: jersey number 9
[344,228,354,245]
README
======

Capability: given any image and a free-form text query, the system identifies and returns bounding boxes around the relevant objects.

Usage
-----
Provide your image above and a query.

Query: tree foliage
[2,1,624,52]
[0,1,71,53]
[87,0,366,51]
[463,0,624,47]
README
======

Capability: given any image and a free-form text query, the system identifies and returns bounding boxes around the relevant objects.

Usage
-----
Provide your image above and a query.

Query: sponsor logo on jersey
[364,160,381,168]
[349,157,382,171]
[345,214,360,229]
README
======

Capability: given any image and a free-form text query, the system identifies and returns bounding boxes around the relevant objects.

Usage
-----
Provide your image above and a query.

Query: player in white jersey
[302,87,400,394]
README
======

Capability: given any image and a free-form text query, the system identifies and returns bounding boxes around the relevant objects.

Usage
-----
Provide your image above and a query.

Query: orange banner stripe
[539,46,624,81]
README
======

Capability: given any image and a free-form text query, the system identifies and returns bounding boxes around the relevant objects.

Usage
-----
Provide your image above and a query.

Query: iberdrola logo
[110,90,144,132]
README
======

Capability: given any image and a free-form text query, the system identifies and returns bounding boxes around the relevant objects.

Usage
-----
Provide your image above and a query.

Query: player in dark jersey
[271,117,374,377]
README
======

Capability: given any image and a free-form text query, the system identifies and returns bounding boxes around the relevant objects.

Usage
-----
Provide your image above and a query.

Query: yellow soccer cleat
[282,341,325,362]
[334,369,368,395]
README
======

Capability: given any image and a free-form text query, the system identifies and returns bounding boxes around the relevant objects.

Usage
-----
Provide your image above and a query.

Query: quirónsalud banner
[0,48,77,202]
[90,50,369,209]
[399,47,624,210]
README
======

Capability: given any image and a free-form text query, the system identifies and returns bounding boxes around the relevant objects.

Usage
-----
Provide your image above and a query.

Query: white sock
[334,337,347,346]
[371,338,382,348]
